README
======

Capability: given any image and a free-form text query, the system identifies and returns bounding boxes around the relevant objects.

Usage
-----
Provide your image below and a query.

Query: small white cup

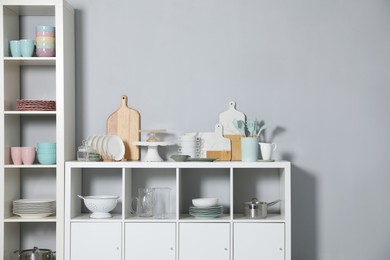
[259,142,277,160]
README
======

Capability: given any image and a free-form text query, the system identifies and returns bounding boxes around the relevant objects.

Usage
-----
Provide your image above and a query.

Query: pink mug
[21,147,36,165]
[11,147,22,165]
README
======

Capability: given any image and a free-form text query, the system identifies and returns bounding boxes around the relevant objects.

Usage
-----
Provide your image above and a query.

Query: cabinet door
[125,223,175,260]
[71,223,121,260]
[179,223,230,260]
[234,223,284,260]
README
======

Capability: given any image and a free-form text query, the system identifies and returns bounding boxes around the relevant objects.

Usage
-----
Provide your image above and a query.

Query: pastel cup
[36,31,55,37]
[36,25,55,33]
[19,39,35,57]
[11,147,22,165]
[21,147,36,165]
[36,36,55,44]
[259,142,277,160]
[36,48,55,57]
[10,40,21,57]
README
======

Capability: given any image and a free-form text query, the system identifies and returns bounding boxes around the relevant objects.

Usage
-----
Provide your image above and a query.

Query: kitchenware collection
[37,142,56,164]
[79,98,280,162]
[8,25,55,58]
[10,143,57,165]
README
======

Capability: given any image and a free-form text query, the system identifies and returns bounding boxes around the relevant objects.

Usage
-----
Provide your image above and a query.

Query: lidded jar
[77,140,95,161]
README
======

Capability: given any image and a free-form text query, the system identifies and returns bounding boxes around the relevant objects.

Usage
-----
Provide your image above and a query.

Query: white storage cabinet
[0,1,75,260]
[65,161,291,260]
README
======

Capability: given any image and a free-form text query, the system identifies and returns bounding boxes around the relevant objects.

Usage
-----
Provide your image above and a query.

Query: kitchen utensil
[243,198,280,219]
[14,247,55,260]
[246,120,257,137]
[153,187,171,219]
[256,123,268,137]
[218,101,246,135]
[192,198,218,207]
[131,188,154,217]
[107,95,140,161]
[259,142,277,160]
[200,124,231,160]
[78,195,119,218]
[232,119,246,137]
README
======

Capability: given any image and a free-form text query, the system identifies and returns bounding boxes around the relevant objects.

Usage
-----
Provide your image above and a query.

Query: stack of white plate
[13,199,56,218]
[85,135,125,161]
[189,205,223,219]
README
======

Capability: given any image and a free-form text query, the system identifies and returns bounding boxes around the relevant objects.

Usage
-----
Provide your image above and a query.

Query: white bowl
[192,198,219,207]
[78,195,119,218]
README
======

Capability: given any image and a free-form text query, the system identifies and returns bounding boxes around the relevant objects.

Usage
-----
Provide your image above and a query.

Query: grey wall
[67,0,390,259]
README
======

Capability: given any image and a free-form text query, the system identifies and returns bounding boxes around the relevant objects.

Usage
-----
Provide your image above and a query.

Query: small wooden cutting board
[107,95,140,161]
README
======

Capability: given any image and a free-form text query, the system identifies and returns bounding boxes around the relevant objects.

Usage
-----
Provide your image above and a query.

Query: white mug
[258,142,277,160]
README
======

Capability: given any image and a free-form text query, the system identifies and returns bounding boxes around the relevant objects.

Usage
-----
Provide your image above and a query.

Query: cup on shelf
[259,142,277,161]
[9,40,21,57]
[19,39,35,57]
[21,146,36,165]
[11,147,22,165]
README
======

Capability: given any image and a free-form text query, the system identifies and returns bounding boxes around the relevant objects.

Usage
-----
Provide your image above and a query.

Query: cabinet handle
[170,247,174,251]
[224,248,228,251]
[116,247,120,250]
[279,248,283,251]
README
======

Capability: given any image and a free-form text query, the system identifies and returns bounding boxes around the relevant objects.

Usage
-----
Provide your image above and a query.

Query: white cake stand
[133,141,175,162]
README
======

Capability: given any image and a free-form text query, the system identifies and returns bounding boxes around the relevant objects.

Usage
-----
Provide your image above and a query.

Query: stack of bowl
[35,25,55,57]
[37,142,56,164]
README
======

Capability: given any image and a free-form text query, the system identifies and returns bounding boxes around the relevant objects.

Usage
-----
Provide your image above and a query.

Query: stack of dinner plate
[13,199,56,218]
[189,205,223,219]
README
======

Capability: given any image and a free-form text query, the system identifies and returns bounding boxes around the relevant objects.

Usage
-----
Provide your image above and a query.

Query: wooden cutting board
[107,95,140,161]
[224,134,242,161]
[218,101,246,135]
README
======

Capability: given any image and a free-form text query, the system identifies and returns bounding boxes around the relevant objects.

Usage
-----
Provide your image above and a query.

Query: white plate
[14,212,54,218]
[13,199,55,204]
[96,135,105,155]
[101,135,111,159]
[106,135,125,161]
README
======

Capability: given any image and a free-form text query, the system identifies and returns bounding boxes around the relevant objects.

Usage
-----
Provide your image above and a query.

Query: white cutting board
[199,124,231,157]
[218,101,246,135]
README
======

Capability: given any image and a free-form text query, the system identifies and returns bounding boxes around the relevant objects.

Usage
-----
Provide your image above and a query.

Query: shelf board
[4,164,56,168]
[4,111,56,115]
[125,214,177,222]
[4,215,56,222]
[71,213,122,222]
[4,57,55,66]
[233,213,285,222]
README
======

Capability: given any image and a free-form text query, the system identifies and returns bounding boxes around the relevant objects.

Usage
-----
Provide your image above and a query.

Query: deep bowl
[37,153,56,164]
[36,48,55,57]
[192,198,219,207]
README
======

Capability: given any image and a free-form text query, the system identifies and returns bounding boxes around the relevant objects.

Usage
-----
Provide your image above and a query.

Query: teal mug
[20,39,35,57]
[10,40,21,57]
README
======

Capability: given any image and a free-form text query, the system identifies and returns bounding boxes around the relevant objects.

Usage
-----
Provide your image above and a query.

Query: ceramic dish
[186,158,216,162]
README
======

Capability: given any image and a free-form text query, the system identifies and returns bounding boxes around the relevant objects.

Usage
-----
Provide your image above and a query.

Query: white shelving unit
[0,1,75,260]
[65,161,291,260]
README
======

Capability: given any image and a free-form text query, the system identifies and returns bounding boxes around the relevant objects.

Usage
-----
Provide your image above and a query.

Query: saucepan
[243,198,280,219]
[13,247,55,260]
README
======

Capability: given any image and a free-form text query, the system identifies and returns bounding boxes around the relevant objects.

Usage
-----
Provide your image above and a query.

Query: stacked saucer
[189,205,223,219]
[13,199,56,218]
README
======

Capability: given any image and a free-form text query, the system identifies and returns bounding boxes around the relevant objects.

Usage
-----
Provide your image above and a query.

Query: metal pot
[243,198,280,219]
[13,247,55,260]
